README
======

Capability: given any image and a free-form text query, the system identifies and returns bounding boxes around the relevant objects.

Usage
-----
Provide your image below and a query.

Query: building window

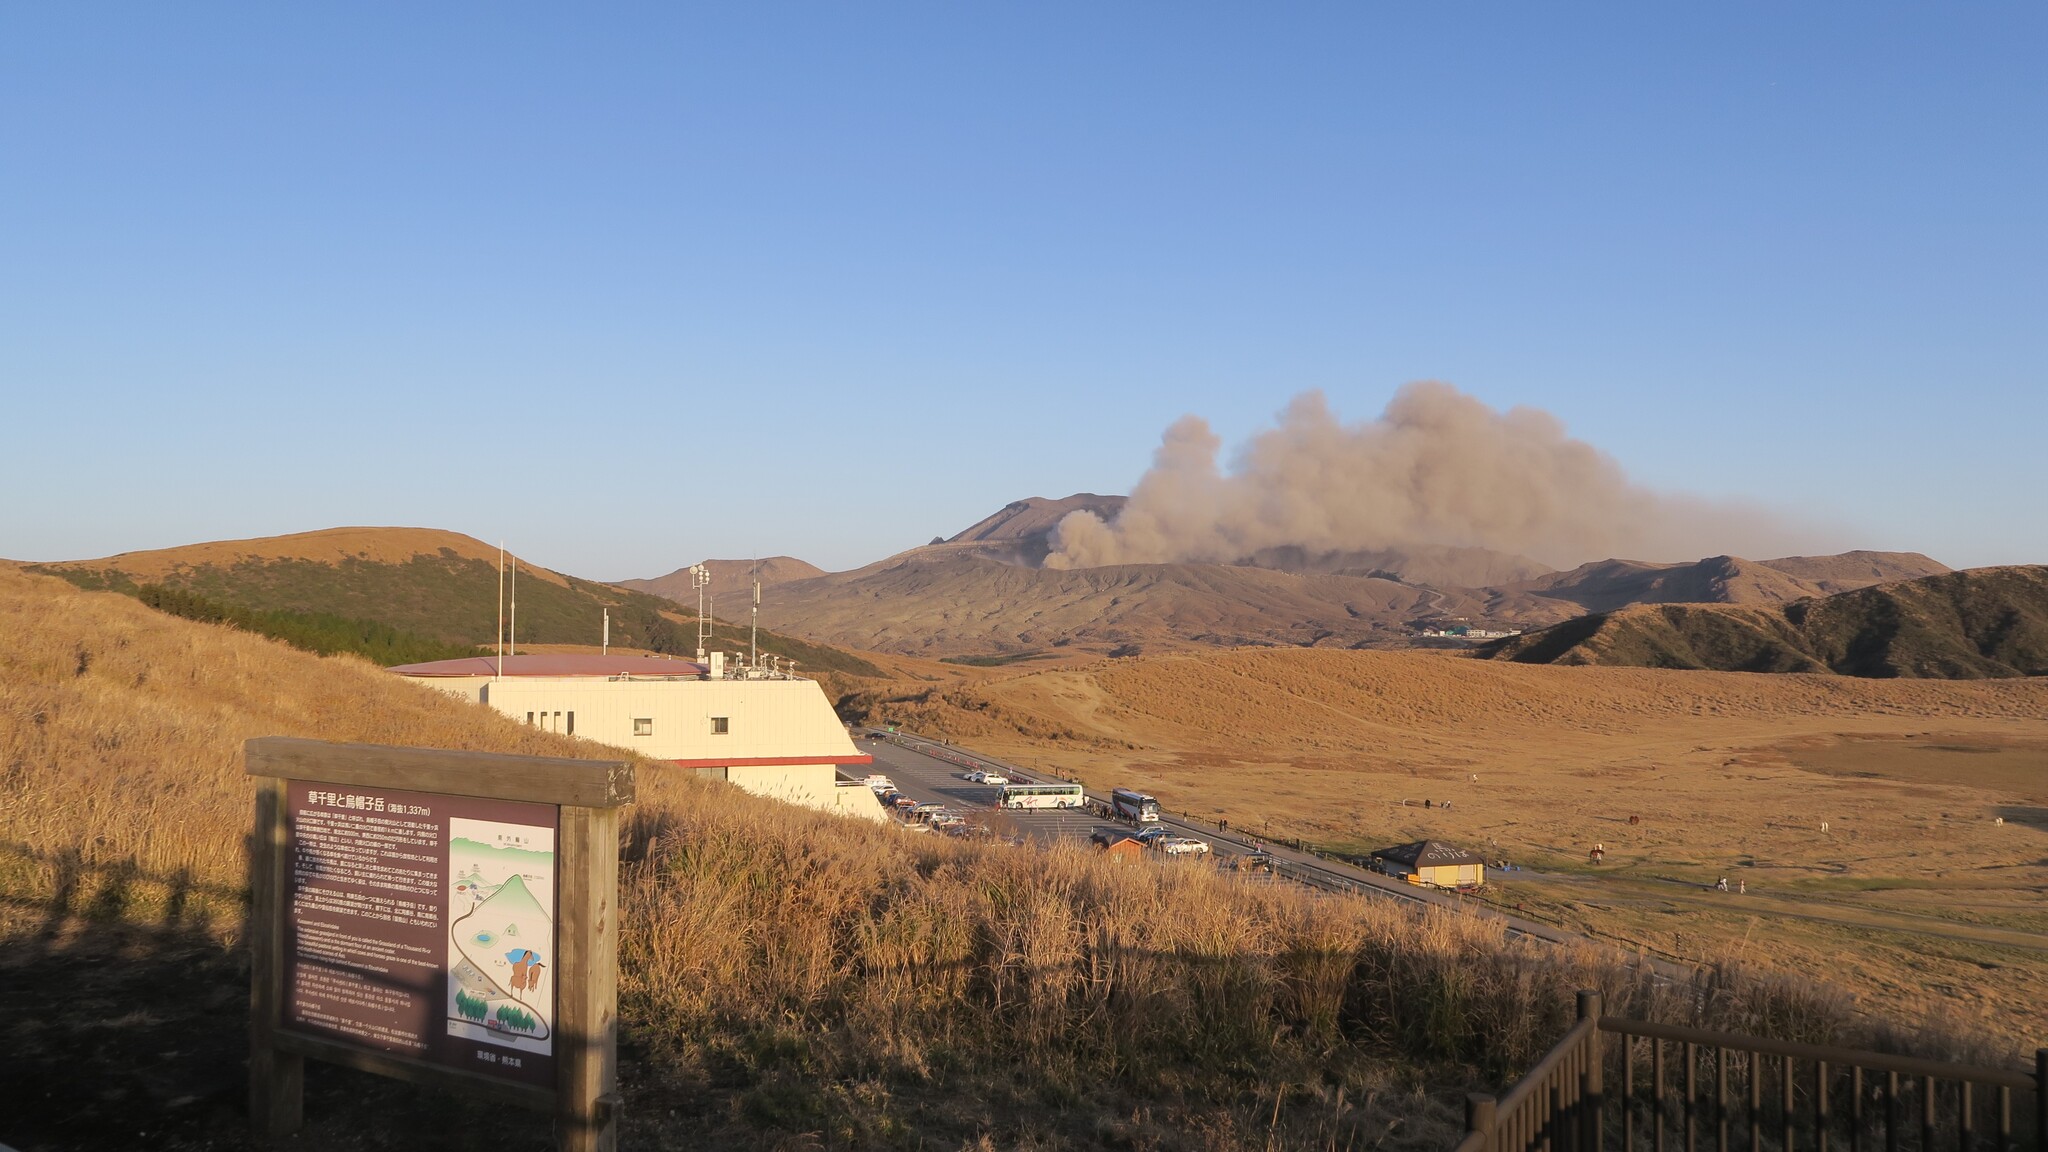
[633,718,653,737]
[526,712,535,726]
[710,716,729,735]
[566,711,575,736]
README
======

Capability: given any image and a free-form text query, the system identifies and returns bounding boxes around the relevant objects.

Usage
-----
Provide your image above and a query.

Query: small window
[566,711,575,736]
[633,718,653,737]
[554,711,562,731]
[526,712,536,726]
[710,716,729,735]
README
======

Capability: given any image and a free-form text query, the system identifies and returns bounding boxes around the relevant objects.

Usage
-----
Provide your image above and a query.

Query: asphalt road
[855,727,1685,977]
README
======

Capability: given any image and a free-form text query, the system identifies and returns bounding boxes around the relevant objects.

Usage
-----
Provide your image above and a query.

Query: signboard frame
[246,737,633,1152]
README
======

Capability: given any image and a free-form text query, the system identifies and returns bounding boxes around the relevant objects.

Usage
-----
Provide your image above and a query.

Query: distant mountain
[610,495,1963,661]
[1511,551,1950,613]
[1483,566,2048,678]
[721,550,1576,656]
[24,528,882,677]
[619,557,828,605]
[1753,550,1952,594]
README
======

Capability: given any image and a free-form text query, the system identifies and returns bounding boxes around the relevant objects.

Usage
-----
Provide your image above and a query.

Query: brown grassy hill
[24,526,885,678]
[8,561,1889,1149]
[1758,550,1952,594]
[1524,555,1835,613]
[616,555,827,603]
[1517,551,1949,613]
[1485,565,2048,678]
[41,525,570,586]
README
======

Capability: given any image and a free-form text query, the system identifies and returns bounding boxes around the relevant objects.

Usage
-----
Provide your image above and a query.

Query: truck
[1111,787,1161,824]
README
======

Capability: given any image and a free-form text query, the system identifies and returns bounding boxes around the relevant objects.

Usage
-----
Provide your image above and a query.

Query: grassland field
[846,649,2048,1049]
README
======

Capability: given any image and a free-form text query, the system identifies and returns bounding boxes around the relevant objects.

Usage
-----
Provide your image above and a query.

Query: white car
[962,770,985,783]
[1158,837,1211,856]
[979,773,1009,786]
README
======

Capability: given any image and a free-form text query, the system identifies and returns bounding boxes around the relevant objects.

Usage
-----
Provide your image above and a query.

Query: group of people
[1713,876,1746,894]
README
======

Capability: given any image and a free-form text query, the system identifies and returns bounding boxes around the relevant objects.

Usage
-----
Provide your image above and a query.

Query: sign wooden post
[246,738,633,1151]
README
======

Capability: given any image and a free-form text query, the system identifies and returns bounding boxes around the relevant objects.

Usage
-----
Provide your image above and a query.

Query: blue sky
[3,4,2042,578]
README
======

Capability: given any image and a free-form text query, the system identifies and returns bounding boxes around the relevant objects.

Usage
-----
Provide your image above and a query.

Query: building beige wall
[1417,863,1484,887]
[397,673,881,821]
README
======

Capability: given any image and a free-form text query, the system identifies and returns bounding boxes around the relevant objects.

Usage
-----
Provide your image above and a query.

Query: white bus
[998,782,1085,810]
[1111,787,1160,823]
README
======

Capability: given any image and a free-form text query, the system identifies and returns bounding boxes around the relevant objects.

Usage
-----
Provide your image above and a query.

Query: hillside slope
[1484,566,2048,678]
[1516,551,1950,613]
[24,527,883,677]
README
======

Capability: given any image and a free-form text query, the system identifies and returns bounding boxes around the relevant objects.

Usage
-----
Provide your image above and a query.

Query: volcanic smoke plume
[1045,383,1818,571]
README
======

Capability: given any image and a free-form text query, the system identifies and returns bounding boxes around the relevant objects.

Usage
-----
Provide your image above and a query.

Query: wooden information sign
[246,737,633,1151]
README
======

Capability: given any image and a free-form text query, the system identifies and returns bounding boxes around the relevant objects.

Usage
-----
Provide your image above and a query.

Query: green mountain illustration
[474,872,549,929]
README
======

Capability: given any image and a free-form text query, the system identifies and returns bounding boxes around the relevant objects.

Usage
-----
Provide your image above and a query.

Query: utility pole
[750,559,760,673]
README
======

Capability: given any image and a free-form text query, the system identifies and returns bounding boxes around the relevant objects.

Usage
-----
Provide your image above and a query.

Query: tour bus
[1111,787,1161,824]
[998,782,1086,810]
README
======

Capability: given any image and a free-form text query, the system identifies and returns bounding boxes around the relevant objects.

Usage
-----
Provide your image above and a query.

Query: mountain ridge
[1482,565,2048,678]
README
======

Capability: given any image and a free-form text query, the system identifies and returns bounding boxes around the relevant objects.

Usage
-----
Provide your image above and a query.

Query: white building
[390,653,885,821]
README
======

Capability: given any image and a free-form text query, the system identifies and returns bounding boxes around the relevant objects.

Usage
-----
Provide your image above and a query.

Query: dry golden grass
[30,524,589,586]
[842,648,2048,1050]
[2,564,2026,1148]
[0,562,605,929]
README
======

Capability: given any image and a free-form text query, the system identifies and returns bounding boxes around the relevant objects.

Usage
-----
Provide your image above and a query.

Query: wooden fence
[1456,993,2046,1152]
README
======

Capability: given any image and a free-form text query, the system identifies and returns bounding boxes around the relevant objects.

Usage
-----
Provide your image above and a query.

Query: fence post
[1581,991,1605,1152]
[1470,1093,1500,1152]
[2034,1049,2045,1152]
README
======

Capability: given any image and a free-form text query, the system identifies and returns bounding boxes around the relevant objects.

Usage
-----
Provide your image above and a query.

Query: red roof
[388,654,709,678]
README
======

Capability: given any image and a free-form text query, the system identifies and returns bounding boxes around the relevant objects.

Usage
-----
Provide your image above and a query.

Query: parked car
[1133,826,1174,845]
[1223,851,1275,873]
[962,770,985,783]
[1157,837,1211,856]
[864,775,895,792]
[979,773,1009,786]
[891,796,919,811]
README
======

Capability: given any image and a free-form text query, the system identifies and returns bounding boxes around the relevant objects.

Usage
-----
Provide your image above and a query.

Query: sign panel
[282,781,558,1088]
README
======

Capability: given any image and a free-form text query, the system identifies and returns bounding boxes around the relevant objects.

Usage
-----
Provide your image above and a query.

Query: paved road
[855,728,1675,973]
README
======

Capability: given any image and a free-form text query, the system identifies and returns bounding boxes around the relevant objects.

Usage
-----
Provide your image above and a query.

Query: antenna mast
[509,554,517,657]
[750,558,760,672]
[690,564,710,662]
[602,607,609,656]
[496,541,505,681]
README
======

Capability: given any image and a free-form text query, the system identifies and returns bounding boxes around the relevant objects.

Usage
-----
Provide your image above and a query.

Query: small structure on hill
[1371,840,1486,888]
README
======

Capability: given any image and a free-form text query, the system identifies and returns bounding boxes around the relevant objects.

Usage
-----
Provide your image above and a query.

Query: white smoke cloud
[1046,383,1822,571]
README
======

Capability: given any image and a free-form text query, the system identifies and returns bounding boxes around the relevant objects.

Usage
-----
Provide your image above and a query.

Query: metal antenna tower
[690,564,710,662]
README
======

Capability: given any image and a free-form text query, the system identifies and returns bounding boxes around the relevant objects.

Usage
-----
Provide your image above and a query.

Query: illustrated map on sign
[445,817,557,1055]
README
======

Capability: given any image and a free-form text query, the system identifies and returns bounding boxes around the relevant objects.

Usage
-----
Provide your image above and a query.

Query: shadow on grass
[0,842,555,1151]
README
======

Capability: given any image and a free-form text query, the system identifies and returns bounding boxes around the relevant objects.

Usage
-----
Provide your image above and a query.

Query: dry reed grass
[0,563,603,932]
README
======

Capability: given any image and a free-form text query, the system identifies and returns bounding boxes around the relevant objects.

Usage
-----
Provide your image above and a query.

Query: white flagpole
[497,541,504,680]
